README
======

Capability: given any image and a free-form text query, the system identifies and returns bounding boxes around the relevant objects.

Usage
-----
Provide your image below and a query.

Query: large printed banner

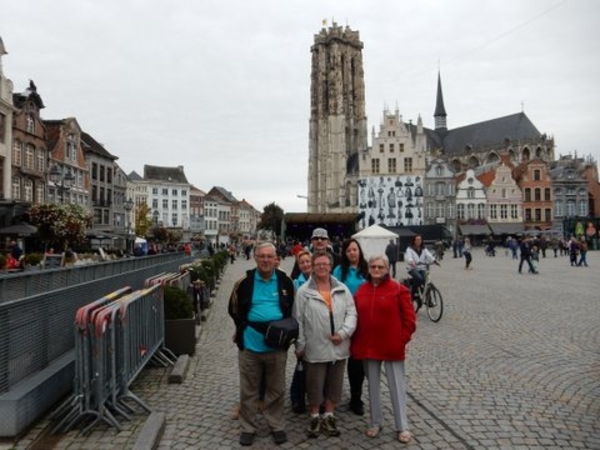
[358,175,424,229]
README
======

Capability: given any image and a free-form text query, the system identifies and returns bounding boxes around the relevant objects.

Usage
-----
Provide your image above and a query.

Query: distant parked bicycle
[402,263,443,322]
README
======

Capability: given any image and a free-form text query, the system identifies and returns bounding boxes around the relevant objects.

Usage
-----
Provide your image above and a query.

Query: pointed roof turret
[434,70,447,131]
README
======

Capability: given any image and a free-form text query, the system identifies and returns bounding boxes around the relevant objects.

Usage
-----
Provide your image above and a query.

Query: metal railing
[0,254,195,436]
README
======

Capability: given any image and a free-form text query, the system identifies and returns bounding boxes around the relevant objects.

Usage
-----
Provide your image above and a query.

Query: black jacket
[228,268,295,350]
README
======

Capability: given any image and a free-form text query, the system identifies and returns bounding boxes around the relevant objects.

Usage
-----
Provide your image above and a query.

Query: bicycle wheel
[425,284,443,322]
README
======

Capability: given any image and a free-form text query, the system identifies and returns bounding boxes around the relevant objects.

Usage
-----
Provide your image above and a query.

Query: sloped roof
[81,132,117,160]
[441,112,541,155]
[128,170,143,181]
[208,186,238,203]
[143,165,189,183]
[353,224,398,238]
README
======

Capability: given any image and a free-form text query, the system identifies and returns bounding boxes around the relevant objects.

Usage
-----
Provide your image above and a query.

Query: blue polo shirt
[333,265,365,296]
[244,270,283,352]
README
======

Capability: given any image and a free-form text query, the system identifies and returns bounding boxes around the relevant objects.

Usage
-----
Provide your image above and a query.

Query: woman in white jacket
[294,251,357,439]
[404,234,440,304]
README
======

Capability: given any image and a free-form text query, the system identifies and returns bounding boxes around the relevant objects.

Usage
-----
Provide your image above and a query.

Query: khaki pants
[238,349,287,434]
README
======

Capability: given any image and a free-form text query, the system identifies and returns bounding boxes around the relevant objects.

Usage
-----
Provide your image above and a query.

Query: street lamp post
[123,198,134,254]
[49,165,75,203]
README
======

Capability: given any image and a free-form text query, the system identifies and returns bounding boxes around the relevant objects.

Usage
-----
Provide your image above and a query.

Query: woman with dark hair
[333,238,369,415]
[405,234,439,305]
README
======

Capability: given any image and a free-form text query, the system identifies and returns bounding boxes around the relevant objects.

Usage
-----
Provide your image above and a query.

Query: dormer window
[26,115,35,134]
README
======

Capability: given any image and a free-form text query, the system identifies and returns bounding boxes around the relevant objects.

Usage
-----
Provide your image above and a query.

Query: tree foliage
[26,203,92,250]
[135,203,152,237]
[257,202,284,236]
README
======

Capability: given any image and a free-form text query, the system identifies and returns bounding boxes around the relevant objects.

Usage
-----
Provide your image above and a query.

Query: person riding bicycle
[405,235,440,306]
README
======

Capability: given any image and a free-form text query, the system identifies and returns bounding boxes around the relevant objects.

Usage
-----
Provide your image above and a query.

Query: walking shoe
[239,432,255,446]
[307,416,321,438]
[349,399,364,416]
[321,415,341,437]
[272,430,287,445]
[292,402,306,414]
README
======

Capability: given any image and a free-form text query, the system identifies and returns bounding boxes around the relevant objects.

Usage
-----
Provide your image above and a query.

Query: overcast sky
[2,0,599,213]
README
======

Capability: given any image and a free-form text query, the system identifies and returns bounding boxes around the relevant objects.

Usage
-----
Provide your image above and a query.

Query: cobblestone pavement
[4,249,599,449]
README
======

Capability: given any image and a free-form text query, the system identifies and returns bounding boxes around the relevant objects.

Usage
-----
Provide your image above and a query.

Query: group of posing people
[228,228,441,446]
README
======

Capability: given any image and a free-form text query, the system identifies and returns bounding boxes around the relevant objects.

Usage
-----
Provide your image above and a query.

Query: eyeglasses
[312,237,328,241]
[369,265,386,270]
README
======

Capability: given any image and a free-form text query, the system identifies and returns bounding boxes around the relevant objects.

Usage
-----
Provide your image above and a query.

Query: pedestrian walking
[577,237,589,267]
[518,236,537,274]
[385,238,399,278]
[463,237,473,270]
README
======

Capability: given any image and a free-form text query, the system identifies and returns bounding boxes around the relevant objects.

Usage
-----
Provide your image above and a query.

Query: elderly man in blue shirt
[228,241,295,446]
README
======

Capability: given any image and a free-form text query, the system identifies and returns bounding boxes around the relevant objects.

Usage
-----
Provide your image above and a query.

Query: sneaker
[321,415,341,437]
[307,416,321,438]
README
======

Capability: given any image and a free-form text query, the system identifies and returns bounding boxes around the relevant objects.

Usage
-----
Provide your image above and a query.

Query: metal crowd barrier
[52,283,177,434]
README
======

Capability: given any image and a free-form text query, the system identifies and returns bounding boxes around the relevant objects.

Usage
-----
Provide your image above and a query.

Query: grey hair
[254,241,277,254]
[368,254,389,267]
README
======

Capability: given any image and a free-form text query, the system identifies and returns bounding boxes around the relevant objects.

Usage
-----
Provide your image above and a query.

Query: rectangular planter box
[164,318,197,356]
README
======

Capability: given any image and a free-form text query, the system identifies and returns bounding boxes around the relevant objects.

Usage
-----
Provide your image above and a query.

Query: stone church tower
[307,23,368,213]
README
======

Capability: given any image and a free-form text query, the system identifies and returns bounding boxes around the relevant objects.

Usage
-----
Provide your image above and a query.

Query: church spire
[434,70,447,131]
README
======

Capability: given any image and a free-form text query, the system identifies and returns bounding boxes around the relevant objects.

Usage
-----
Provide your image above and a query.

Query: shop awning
[458,224,492,235]
[488,223,525,235]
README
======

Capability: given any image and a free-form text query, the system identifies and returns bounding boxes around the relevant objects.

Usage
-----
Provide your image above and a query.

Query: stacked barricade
[52,279,179,434]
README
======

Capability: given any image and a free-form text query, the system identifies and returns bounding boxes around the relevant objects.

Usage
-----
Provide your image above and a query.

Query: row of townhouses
[306,23,600,238]
[0,37,261,247]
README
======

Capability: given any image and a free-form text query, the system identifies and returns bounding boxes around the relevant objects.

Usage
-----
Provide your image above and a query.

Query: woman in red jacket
[351,254,416,444]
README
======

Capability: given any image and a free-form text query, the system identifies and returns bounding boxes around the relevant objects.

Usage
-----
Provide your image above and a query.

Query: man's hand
[330,333,343,346]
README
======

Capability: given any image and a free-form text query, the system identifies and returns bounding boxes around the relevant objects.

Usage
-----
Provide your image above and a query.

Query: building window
[24,179,33,202]
[478,203,486,219]
[524,208,531,221]
[388,158,396,173]
[511,204,518,219]
[467,203,475,219]
[436,182,445,196]
[99,166,105,182]
[403,157,412,172]
[182,200,188,210]
[534,209,541,222]
[524,188,531,202]
[162,199,168,209]
[426,202,434,219]
[92,163,98,180]
[435,165,442,176]
[501,205,509,219]
[371,158,380,174]
[436,203,445,218]
[399,143,404,153]
[579,200,587,216]
[566,199,575,216]
[25,145,35,169]
[544,188,551,201]
[26,114,35,134]
[181,189,187,196]
[35,182,45,203]
[152,199,158,208]
[389,143,394,152]
[12,176,20,199]
[13,140,22,165]
[106,168,112,183]
[379,144,384,153]
[489,204,497,219]
[162,188,168,195]
[172,189,178,196]
[544,208,552,222]
[172,199,178,209]
[447,203,455,219]
[533,169,541,181]
[501,188,506,199]
[555,200,563,217]
[152,187,158,195]
[467,187,475,199]
[36,149,45,172]
[534,188,541,201]
[66,134,77,161]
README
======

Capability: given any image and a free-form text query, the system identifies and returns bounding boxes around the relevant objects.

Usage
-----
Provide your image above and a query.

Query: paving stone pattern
[5,249,599,449]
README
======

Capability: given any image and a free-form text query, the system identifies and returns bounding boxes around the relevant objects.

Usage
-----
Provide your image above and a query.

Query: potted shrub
[23,252,43,270]
[163,285,197,356]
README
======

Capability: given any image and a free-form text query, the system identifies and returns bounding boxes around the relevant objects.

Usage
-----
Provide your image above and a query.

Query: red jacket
[351,277,416,361]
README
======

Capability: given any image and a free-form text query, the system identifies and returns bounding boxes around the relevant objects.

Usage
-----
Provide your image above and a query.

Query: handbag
[249,317,299,350]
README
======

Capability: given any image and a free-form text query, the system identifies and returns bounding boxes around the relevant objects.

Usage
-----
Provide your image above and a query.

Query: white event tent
[352,224,399,260]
